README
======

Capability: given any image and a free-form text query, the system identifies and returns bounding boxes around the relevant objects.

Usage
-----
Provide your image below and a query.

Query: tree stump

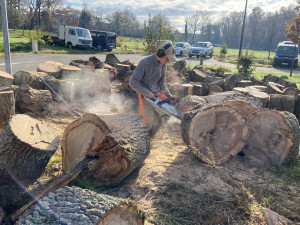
[0,70,14,87]
[61,113,150,187]
[0,114,59,185]
[181,103,249,165]
[0,91,15,125]
[15,84,52,113]
[187,69,207,82]
[268,94,295,113]
[237,80,252,88]
[15,186,144,225]
[245,109,300,164]
[13,70,48,89]
[116,63,130,81]
[37,61,62,78]
[176,95,206,115]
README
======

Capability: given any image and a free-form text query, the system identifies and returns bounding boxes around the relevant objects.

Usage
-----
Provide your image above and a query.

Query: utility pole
[1,0,12,74]
[238,0,248,58]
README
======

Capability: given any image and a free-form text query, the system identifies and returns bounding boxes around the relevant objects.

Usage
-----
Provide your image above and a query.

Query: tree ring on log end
[246,109,297,164]
[187,104,249,165]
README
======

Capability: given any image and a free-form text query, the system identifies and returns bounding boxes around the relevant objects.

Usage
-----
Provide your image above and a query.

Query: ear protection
[157,43,172,58]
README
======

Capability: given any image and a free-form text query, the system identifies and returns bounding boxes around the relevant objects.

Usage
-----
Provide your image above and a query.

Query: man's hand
[147,92,155,99]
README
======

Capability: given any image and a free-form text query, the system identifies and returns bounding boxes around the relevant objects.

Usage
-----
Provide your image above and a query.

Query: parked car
[189,42,213,59]
[174,42,191,56]
[90,30,117,51]
[273,42,298,68]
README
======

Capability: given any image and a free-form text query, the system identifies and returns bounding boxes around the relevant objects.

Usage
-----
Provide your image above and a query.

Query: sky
[64,0,297,32]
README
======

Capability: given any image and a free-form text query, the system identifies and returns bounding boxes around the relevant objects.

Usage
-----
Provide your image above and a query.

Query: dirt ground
[3,79,300,225]
[25,86,299,225]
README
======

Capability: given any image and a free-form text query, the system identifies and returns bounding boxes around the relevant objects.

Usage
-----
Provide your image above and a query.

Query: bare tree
[188,10,201,44]
[264,12,280,59]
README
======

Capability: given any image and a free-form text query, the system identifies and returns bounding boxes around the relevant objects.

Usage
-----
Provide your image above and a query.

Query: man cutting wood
[129,42,177,100]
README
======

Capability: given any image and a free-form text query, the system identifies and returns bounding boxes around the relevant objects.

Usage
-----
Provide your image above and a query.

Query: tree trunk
[0,114,59,185]
[0,91,15,124]
[245,109,300,164]
[268,94,295,113]
[15,84,52,114]
[60,65,81,80]
[61,113,150,187]
[15,186,144,225]
[181,103,249,165]
[44,78,75,102]
[13,70,48,89]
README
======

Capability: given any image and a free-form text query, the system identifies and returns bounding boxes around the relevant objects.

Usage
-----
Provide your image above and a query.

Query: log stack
[61,113,150,187]
[15,186,145,225]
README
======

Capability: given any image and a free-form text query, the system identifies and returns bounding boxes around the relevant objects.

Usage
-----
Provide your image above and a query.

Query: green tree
[143,14,172,55]
[79,9,91,28]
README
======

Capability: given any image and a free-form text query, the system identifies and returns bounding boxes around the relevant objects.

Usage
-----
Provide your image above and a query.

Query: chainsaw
[144,96,182,119]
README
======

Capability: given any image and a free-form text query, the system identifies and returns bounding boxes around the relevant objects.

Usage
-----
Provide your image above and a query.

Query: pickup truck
[45,25,93,49]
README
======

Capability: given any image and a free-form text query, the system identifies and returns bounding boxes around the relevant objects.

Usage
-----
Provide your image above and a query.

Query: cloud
[65,0,296,31]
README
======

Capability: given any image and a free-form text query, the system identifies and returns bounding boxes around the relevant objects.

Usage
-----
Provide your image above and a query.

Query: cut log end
[246,109,299,164]
[183,104,249,165]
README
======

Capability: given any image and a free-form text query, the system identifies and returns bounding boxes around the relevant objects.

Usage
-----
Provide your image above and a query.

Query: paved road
[0,53,299,75]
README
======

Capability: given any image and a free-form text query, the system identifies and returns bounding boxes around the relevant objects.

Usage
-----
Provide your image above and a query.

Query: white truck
[45,25,93,49]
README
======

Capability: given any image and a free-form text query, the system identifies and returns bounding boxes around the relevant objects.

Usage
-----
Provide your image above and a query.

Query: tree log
[0,91,15,125]
[15,84,52,113]
[0,114,59,185]
[282,87,300,97]
[0,70,14,87]
[13,70,48,89]
[15,186,144,225]
[267,82,283,94]
[61,113,150,187]
[44,78,75,102]
[247,90,269,107]
[203,91,244,103]
[268,94,295,113]
[37,62,62,78]
[181,103,249,165]
[245,109,300,164]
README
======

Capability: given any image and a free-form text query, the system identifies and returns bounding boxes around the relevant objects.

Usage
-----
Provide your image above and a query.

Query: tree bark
[181,103,249,165]
[268,94,295,113]
[0,114,59,185]
[15,186,144,225]
[0,91,15,125]
[13,70,48,89]
[15,84,52,114]
[61,113,150,187]
[245,109,300,164]
[0,70,14,86]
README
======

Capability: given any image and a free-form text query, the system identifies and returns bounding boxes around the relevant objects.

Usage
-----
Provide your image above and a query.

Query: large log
[181,103,249,165]
[13,70,48,89]
[268,94,295,113]
[223,99,258,121]
[15,84,52,113]
[0,114,59,185]
[0,91,15,125]
[15,186,144,225]
[245,109,300,164]
[61,113,150,187]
